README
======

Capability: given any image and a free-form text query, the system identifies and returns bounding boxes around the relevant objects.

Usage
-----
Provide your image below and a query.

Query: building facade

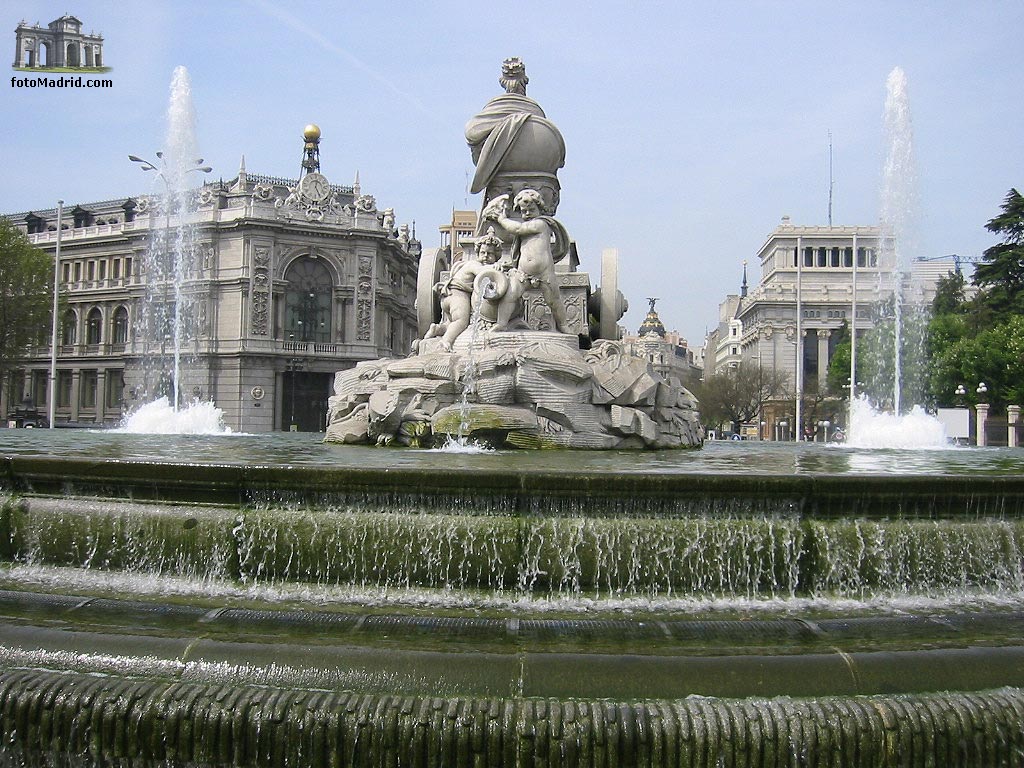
[14,16,104,69]
[707,217,957,437]
[2,151,421,433]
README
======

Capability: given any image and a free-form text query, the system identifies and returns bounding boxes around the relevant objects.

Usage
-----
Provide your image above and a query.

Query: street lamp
[977,382,988,401]
[128,153,211,411]
[286,354,306,431]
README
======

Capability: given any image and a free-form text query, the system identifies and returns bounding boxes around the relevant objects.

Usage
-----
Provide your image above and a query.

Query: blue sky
[4,1,1022,346]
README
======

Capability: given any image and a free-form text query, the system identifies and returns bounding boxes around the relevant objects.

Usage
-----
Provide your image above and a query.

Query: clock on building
[299,172,331,203]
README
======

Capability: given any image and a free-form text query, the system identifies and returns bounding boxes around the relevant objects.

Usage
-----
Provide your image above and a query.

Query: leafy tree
[826,323,851,396]
[697,363,789,432]
[925,189,1024,408]
[972,189,1024,316]
[0,218,53,380]
[929,315,1024,411]
[931,270,967,317]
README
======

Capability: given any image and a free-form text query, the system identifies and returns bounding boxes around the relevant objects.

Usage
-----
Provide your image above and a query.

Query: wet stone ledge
[0,669,1022,768]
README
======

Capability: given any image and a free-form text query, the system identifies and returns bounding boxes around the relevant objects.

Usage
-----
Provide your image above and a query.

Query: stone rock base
[326,332,703,449]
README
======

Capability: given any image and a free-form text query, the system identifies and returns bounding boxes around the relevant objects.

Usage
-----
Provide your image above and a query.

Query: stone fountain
[0,61,1023,768]
[324,58,702,450]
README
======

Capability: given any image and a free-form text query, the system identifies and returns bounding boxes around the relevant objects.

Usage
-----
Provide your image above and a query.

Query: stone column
[70,369,81,423]
[817,330,830,388]
[976,403,989,447]
[96,370,107,425]
[1008,405,1020,448]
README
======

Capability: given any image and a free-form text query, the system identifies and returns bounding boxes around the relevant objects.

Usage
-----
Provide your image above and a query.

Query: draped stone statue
[464,57,566,220]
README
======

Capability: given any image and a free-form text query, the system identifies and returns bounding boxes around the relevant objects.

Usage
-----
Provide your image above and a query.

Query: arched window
[112,306,129,344]
[86,308,102,345]
[283,257,332,342]
[61,310,77,346]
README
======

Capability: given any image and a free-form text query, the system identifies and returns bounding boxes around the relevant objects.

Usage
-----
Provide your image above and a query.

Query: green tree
[0,219,53,381]
[929,315,1024,411]
[696,363,790,432]
[832,298,931,411]
[926,189,1024,408]
[972,189,1024,316]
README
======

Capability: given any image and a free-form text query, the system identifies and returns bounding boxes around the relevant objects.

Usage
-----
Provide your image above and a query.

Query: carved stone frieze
[251,245,272,336]
[356,255,374,341]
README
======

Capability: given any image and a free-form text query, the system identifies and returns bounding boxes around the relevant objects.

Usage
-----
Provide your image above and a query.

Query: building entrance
[281,371,330,432]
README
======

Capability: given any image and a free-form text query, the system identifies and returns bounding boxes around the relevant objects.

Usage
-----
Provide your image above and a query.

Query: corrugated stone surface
[0,669,1022,767]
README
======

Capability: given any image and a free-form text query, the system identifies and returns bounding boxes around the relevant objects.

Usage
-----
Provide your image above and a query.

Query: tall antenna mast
[827,130,834,227]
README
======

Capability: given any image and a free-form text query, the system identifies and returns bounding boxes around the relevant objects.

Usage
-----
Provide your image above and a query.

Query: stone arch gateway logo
[13,14,109,73]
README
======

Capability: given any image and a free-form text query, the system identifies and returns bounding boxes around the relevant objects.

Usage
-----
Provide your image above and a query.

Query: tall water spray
[847,68,946,447]
[137,66,203,412]
[878,66,921,414]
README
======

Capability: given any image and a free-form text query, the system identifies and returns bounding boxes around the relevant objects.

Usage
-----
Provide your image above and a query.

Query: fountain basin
[1,440,1023,766]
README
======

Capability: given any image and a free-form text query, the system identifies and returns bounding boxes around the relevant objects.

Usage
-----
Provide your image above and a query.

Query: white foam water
[845,396,947,448]
[116,397,232,435]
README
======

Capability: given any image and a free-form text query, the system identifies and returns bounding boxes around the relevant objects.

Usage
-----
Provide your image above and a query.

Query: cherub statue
[421,227,504,350]
[484,189,569,333]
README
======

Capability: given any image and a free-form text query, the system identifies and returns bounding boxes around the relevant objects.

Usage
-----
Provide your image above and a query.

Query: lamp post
[128,153,211,410]
[47,200,64,428]
[286,354,305,431]
[975,382,990,447]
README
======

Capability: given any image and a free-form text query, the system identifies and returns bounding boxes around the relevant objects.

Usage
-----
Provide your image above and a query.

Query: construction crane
[914,253,982,276]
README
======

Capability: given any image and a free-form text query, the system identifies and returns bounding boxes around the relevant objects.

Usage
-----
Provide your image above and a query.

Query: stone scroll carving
[251,246,271,336]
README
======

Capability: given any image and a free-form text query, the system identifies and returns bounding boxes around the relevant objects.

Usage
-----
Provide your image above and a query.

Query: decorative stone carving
[275,174,343,221]
[418,227,504,351]
[195,187,217,209]
[355,195,377,213]
[251,246,271,336]
[251,183,274,203]
[356,255,373,341]
[465,57,566,218]
[325,58,702,450]
[326,332,702,449]
[482,189,569,333]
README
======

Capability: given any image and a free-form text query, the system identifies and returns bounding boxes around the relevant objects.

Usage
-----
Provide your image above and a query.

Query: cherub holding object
[422,227,504,350]
[484,189,569,333]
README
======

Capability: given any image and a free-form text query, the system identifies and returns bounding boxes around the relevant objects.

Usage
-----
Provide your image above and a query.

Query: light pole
[128,153,211,410]
[975,382,989,447]
[286,355,305,431]
[47,200,64,428]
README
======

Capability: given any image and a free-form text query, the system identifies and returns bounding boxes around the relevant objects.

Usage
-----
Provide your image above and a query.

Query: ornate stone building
[13,16,104,69]
[706,217,958,437]
[621,299,701,390]
[2,136,421,432]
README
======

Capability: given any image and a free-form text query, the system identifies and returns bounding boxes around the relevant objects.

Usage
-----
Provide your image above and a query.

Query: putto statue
[420,227,504,350]
[325,60,702,450]
[483,189,570,333]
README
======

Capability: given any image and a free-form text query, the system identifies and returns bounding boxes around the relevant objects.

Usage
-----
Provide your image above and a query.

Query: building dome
[638,298,666,337]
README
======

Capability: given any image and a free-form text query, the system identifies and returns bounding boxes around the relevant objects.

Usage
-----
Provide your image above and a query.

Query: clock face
[300,173,331,202]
